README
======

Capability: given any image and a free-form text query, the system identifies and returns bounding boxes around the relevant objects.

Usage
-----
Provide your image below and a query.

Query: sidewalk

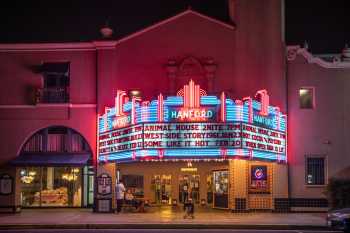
[0,206,328,230]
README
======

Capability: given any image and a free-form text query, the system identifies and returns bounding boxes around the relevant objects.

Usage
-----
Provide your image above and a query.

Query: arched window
[13,126,94,208]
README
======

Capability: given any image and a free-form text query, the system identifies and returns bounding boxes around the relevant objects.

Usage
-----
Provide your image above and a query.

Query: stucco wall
[98,13,236,113]
[0,50,96,105]
[287,55,350,198]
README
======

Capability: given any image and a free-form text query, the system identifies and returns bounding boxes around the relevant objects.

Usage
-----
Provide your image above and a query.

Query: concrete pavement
[0,206,328,230]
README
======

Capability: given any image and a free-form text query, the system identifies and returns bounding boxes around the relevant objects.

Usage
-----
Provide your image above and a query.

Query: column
[229,159,248,211]
[272,163,289,211]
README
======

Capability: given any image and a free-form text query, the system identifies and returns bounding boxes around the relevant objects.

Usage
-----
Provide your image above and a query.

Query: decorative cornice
[92,41,118,49]
[116,9,235,45]
[287,45,350,69]
[0,104,96,109]
[0,9,233,52]
[0,42,96,52]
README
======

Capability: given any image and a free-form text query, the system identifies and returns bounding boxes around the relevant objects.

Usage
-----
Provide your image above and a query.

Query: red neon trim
[220,147,227,159]
[158,149,164,159]
[220,92,226,122]
[183,80,201,108]
[249,149,253,159]
[103,114,107,132]
[235,100,243,121]
[95,114,100,167]
[157,94,164,122]
[115,90,127,116]
[243,97,253,123]
[275,107,280,130]
[131,96,142,125]
[285,116,288,163]
[255,90,269,116]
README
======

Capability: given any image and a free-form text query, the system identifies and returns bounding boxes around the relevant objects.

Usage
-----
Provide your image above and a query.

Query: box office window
[306,157,325,185]
[299,87,314,109]
[122,175,144,197]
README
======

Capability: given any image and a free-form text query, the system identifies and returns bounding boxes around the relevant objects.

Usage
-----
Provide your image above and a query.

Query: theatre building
[97,80,288,210]
[2,0,348,213]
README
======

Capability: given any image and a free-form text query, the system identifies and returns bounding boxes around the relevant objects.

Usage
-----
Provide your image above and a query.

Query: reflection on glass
[20,167,82,207]
[213,170,228,194]
[207,174,213,204]
[152,174,171,204]
[179,174,200,203]
[20,167,41,207]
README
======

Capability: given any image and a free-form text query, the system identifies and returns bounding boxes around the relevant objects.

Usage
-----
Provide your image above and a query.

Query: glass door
[213,170,229,209]
[152,174,172,204]
[206,174,213,204]
[179,174,200,204]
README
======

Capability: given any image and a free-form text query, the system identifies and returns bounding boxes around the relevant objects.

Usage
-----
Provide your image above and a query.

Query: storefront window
[20,167,41,207]
[20,167,82,207]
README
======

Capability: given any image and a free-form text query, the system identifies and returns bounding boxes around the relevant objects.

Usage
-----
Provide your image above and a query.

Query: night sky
[0,0,348,54]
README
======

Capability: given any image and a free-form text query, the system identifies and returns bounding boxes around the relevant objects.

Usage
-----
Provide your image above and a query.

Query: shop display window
[20,167,82,207]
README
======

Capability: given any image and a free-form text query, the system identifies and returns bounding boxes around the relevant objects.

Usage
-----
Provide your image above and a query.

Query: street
[0,230,342,233]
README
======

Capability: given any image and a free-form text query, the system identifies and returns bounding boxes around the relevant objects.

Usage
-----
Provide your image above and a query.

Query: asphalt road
[0,230,342,233]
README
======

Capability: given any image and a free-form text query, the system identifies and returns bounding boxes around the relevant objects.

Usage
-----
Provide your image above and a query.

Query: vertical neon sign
[131,96,141,125]
[243,97,253,123]
[157,94,164,122]
[255,90,269,116]
[220,92,226,122]
[183,80,201,108]
[115,90,127,116]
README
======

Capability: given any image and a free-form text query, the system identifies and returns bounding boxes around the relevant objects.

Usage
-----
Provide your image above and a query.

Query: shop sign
[250,166,268,192]
[168,106,217,122]
[112,115,131,129]
[253,112,274,129]
[97,173,112,196]
[180,167,198,172]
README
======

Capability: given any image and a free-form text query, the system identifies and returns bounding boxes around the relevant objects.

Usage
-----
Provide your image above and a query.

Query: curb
[0,224,330,230]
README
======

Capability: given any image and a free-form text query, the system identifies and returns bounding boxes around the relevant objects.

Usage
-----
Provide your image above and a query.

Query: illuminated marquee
[98,80,287,162]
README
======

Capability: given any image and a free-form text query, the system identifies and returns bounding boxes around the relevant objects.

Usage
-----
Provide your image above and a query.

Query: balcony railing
[36,87,69,104]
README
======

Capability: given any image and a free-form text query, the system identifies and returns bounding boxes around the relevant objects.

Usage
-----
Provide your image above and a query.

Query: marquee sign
[98,80,287,162]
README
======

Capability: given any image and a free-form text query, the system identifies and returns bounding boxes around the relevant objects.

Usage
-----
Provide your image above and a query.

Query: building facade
[0,0,349,213]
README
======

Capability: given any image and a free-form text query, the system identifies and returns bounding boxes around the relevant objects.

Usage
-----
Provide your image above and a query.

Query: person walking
[115,179,125,214]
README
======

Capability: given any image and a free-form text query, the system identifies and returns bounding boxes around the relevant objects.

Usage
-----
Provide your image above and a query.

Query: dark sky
[0,0,348,54]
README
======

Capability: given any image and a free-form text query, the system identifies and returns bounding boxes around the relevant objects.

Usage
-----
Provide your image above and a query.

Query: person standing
[115,179,125,213]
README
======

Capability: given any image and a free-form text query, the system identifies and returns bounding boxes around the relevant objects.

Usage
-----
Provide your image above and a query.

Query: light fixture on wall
[322,140,331,145]
[128,90,142,99]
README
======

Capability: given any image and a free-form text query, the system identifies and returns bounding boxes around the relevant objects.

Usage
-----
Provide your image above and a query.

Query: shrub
[326,178,350,209]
